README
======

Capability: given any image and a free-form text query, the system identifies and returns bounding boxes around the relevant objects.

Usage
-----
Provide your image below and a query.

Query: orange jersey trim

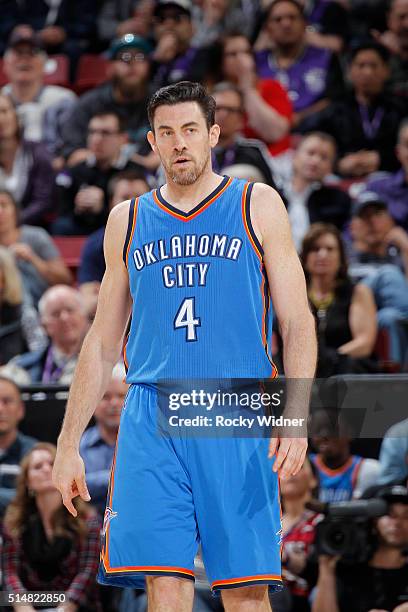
[153,177,232,222]
[315,454,354,477]
[212,574,282,587]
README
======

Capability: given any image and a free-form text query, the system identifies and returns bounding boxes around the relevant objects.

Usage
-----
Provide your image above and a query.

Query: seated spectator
[281,457,321,611]
[279,132,352,250]
[60,34,152,167]
[316,41,406,177]
[2,442,101,610]
[2,30,77,145]
[310,406,380,501]
[10,1,98,77]
[313,485,408,612]
[80,364,127,518]
[211,82,277,186]
[0,376,37,517]
[377,418,408,485]
[0,94,55,227]
[300,223,378,377]
[349,192,408,278]
[0,189,72,306]
[97,0,154,46]
[54,111,147,236]
[208,33,292,158]
[365,118,408,231]
[78,170,150,316]
[9,285,89,384]
[150,0,211,90]
[371,0,408,99]
[255,0,344,131]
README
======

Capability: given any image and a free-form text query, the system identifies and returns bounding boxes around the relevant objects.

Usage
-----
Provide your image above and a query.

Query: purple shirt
[366,169,408,231]
[255,45,332,112]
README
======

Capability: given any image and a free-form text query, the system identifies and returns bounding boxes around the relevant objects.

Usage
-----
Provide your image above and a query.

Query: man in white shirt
[2,30,76,147]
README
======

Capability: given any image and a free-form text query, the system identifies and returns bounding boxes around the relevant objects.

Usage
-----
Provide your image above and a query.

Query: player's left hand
[268,436,308,479]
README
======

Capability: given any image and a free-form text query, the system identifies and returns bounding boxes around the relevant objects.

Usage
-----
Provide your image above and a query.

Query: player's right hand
[52,446,91,517]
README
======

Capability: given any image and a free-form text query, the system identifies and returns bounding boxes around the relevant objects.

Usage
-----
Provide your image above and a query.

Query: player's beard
[163,150,210,186]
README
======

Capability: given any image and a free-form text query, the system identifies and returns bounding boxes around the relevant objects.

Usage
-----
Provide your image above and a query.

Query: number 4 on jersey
[174,298,201,342]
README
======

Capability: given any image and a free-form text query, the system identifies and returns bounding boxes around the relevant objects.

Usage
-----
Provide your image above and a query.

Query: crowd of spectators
[0,0,408,610]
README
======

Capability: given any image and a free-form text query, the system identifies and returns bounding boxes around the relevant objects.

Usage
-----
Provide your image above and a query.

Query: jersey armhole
[242,181,264,261]
[122,197,138,267]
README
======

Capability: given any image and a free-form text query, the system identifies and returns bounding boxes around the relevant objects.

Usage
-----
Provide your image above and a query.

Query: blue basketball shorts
[97,383,283,593]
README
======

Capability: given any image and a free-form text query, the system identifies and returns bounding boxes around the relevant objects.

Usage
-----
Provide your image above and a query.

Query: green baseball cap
[108,34,153,60]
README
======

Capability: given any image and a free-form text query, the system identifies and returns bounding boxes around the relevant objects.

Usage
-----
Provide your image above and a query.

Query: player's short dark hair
[107,169,149,199]
[89,110,127,133]
[147,81,216,131]
[349,40,390,64]
[266,0,305,19]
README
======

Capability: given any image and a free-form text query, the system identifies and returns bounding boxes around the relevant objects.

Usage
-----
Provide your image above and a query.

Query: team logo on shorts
[102,506,118,535]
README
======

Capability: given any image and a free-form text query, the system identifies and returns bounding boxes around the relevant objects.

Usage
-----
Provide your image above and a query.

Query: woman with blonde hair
[2,442,101,612]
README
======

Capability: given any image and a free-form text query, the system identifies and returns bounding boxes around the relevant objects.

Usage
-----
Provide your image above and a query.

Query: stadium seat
[43,54,70,88]
[74,54,109,94]
[53,235,87,275]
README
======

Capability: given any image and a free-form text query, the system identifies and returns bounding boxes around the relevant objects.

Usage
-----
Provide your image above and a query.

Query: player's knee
[221,585,271,610]
[146,575,194,610]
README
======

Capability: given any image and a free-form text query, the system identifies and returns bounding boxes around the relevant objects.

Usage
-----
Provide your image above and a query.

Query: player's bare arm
[251,182,317,478]
[52,200,133,516]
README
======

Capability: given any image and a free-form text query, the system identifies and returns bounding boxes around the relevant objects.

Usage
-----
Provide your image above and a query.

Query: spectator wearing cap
[371,0,408,99]
[60,34,153,170]
[8,285,89,384]
[10,1,98,78]
[365,119,408,232]
[0,94,55,228]
[349,192,408,278]
[377,419,408,486]
[254,0,345,132]
[211,82,283,185]
[207,33,292,159]
[78,170,150,317]
[2,30,77,150]
[54,110,147,236]
[150,0,211,89]
[0,376,37,518]
[279,132,352,251]
[316,41,407,177]
[313,485,408,612]
[348,192,408,367]
[212,81,275,187]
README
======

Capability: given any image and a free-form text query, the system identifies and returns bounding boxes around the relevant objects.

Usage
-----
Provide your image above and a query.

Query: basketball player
[52,81,317,612]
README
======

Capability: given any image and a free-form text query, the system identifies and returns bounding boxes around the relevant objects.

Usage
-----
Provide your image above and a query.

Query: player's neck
[162,170,224,213]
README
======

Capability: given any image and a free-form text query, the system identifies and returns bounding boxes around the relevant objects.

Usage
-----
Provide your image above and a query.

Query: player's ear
[147,130,156,153]
[209,123,220,148]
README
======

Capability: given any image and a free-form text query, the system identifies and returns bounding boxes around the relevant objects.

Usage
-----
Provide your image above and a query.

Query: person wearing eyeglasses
[54,110,147,235]
[60,34,153,169]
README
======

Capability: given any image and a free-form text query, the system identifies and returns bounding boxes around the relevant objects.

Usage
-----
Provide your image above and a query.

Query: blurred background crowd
[0,0,407,610]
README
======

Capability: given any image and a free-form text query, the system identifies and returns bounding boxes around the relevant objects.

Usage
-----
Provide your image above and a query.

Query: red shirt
[243,79,293,157]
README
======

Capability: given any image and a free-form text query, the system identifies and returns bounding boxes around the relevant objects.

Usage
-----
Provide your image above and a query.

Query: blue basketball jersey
[310,453,363,502]
[122,176,277,382]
